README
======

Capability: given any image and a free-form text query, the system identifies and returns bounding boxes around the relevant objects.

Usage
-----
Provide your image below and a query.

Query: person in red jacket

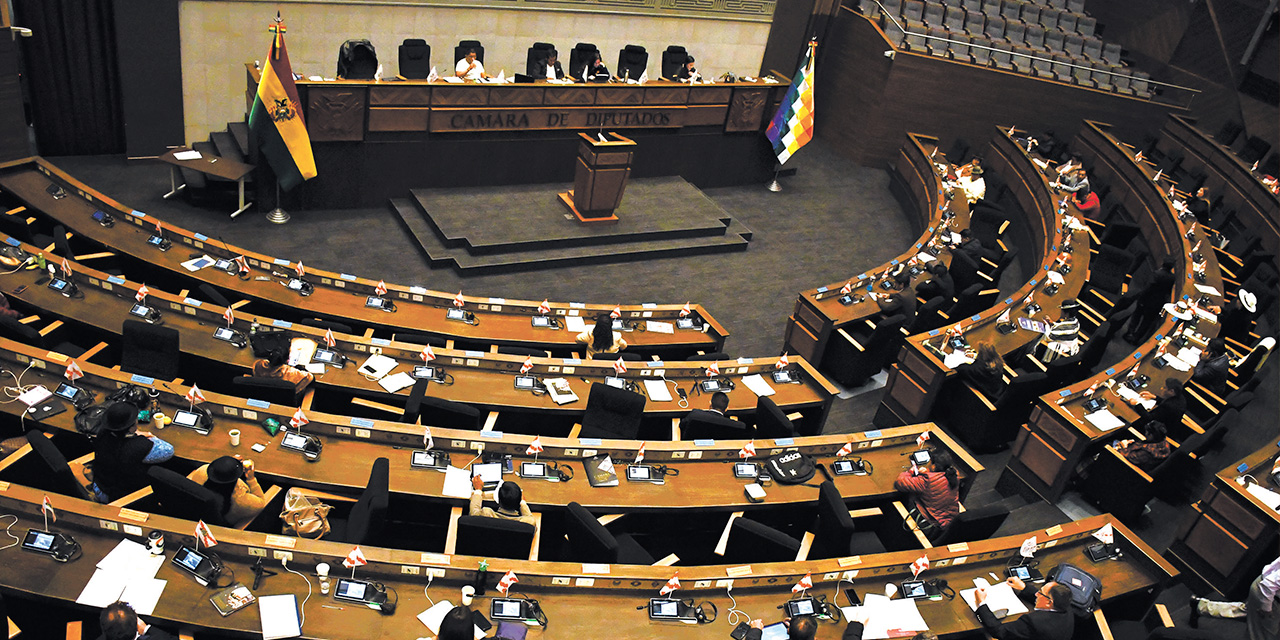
[894,449,960,541]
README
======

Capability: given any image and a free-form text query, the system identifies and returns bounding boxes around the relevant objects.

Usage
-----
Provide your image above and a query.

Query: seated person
[1217,289,1258,341]
[1191,337,1230,395]
[1187,186,1211,224]
[1071,186,1101,219]
[747,611,910,640]
[1035,299,1083,363]
[0,292,22,319]
[533,49,565,80]
[187,456,266,528]
[92,403,175,502]
[953,228,994,263]
[915,263,955,303]
[455,49,488,80]
[470,475,535,525]
[955,157,986,204]
[1051,166,1090,194]
[438,605,476,640]
[582,54,610,82]
[876,291,916,323]
[894,449,960,540]
[956,343,1007,400]
[691,390,729,418]
[677,55,698,81]
[575,313,628,357]
[1053,154,1083,179]
[1126,377,1187,433]
[975,578,1074,640]
[253,347,314,392]
[100,600,176,640]
[1115,421,1171,471]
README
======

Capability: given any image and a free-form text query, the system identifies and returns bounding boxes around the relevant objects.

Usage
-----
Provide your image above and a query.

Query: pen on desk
[322,605,344,610]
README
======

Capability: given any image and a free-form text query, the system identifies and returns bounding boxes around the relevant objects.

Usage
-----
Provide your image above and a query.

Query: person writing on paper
[455,49,489,80]
[438,604,476,640]
[894,449,960,541]
[916,263,955,303]
[576,313,628,357]
[975,579,1074,640]
[253,347,314,392]
[677,55,699,81]
[188,456,266,528]
[101,600,176,640]
[533,49,565,80]
[1114,421,1171,471]
[956,343,1007,400]
[91,403,175,502]
[1126,377,1187,434]
[583,53,611,82]
[470,475,535,525]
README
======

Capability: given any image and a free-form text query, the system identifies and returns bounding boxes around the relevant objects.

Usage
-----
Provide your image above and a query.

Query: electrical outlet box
[470,442,485,452]
[582,449,596,457]
[336,426,352,435]
[427,568,447,578]
[672,451,686,459]
[99,520,119,531]
[452,440,465,448]
[248,548,267,557]
[551,577,570,586]
[694,580,712,589]
[715,579,734,588]
[370,346,382,355]
[272,550,293,562]
[401,566,420,575]
[123,524,143,536]
[689,451,702,459]
[564,448,579,457]
[842,571,858,580]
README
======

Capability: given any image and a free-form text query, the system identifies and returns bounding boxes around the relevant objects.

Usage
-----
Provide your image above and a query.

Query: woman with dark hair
[894,449,960,540]
[253,347,313,392]
[575,313,627,357]
[956,343,1006,400]
[188,456,266,527]
[1116,421,1171,471]
[438,605,475,640]
[1072,185,1101,219]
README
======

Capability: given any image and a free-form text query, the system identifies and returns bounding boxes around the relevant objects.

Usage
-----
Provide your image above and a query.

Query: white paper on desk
[97,539,156,573]
[307,75,324,81]
[304,363,325,375]
[1175,346,1203,367]
[181,255,215,271]
[416,599,488,639]
[1162,355,1193,372]
[1246,482,1280,511]
[565,315,588,332]
[944,350,973,369]
[76,570,129,608]
[258,593,301,640]
[643,379,673,402]
[358,353,398,378]
[173,150,201,161]
[645,320,674,334]
[441,466,473,499]
[741,374,776,397]
[1084,409,1125,431]
[915,252,936,263]
[1194,284,1222,297]
[378,371,416,393]
[960,582,1028,618]
[121,578,167,615]
[840,593,930,640]
[442,76,464,83]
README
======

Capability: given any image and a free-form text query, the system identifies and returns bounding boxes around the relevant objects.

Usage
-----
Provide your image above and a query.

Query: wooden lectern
[559,132,636,223]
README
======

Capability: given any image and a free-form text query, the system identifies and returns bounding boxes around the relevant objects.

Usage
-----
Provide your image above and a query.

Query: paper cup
[884,583,898,598]
[316,562,330,579]
[461,585,476,606]
[229,429,241,447]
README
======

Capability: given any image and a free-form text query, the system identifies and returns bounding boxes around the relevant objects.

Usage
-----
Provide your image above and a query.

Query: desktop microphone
[217,236,241,275]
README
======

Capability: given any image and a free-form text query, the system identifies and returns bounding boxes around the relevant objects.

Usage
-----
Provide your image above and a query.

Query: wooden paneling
[643,87,690,104]
[369,86,432,106]
[0,32,27,162]
[488,87,546,106]
[725,88,770,132]
[688,86,733,104]
[545,87,596,105]
[306,87,366,142]
[595,87,645,106]
[367,108,430,132]
[1182,512,1249,578]
[431,87,489,106]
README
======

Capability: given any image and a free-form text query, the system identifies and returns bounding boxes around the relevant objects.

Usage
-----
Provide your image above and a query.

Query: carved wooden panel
[1183,513,1248,578]
[369,86,431,106]
[725,88,768,132]
[685,105,727,126]
[688,86,732,104]
[306,87,366,142]
[488,87,546,106]
[431,87,489,106]
[1206,487,1271,542]
[367,108,430,132]
[1031,408,1079,452]
[596,87,645,106]
[642,87,690,104]
[886,367,930,418]
[545,87,596,105]
[1018,432,1067,486]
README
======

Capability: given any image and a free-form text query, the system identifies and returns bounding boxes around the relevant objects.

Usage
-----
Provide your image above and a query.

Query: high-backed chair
[569,43,601,80]
[121,320,180,381]
[496,345,551,358]
[328,458,390,545]
[571,384,646,440]
[812,481,886,559]
[679,411,750,440]
[390,332,448,348]
[905,297,948,334]
[450,516,538,561]
[418,395,485,430]
[0,315,43,348]
[23,430,92,500]
[336,39,378,80]
[827,314,907,387]
[146,467,229,528]
[454,40,484,65]
[943,284,998,321]
[616,45,648,80]
[398,38,431,79]
[719,517,805,564]
[754,396,799,438]
[525,41,555,76]
[564,502,672,565]
[945,371,1051,452]
[1079,443,1190,524]
[932,499,1015,545]
[660,45,688,79]
[232,375,304,407]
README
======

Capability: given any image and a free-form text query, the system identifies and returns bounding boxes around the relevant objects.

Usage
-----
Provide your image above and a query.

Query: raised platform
[391,177,751,274]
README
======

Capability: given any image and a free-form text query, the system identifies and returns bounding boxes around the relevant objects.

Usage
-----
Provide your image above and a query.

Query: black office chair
[400,378,431,425]
[932,497,1016,546]
[826,314,907,387]
[1079,444,1189,524]
[525,41,555,76]
[944,284,998,320]
[569,43,600,80]
[298,318,354,334]
[417,395,484,430]
[196,283,233,309]
[24,430,92,500]
[616,45,648,80]
[146,467,229,528]
[574,383,646,440]
[1100,222,1142,249]
[564,502,658,564]
[336,39,378,80]
[754,396,798,438]
[661,45,687,80]
[121,320,180,381]
[0,314,44,348]
[454,40,484,65]
[453,516,536,560]
[905,297,948,335]
[589,351,642,361]
[232,375,303,407]
[948,250,989,293]
[686,352,730,361]
[721,517,802,564]
[945,371,1051,453]
[391,332,448,348]
[679,411,750,440]
[496,345,551,358]
[811,481,886,559]
[398,38,431,79]
[329,458,390,545]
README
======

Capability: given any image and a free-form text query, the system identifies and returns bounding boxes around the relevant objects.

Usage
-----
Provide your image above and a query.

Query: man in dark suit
[1128,377,1188,433]
[916,263,955,303]
[532,49,565,80]
[100,601,176,640]
[976,578,1074,640]
[1187,187,1211,224]
[1123,257,1176,343]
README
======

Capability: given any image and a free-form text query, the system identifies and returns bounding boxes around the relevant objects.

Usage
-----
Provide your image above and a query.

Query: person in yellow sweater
[188,456,266,528]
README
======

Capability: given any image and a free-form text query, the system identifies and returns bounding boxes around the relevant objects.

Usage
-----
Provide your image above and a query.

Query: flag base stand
[766,179,783,192]
[265,180,290,224]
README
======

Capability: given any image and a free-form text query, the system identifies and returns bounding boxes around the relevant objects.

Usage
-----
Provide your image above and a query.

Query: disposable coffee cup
[461,585,476,606]
[316,563,330,579]
[229,429,241,446]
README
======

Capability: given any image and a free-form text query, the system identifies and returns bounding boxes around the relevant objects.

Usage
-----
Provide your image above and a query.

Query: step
[211,130,246,164]
[228,121,251,157]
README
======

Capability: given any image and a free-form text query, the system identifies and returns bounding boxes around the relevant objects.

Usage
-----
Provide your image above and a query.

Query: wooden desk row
[0,156,728,359]
[1168,443,1280,597]
[785,132,970,375]
[877,125,1090,426]
[0,237,836,433]
[0,480,1177,639]
[1004,120,1226,502]
[0,337,973,512]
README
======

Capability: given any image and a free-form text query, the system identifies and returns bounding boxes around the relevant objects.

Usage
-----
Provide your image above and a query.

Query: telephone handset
[284,278,314,296]
[446,308,478,325]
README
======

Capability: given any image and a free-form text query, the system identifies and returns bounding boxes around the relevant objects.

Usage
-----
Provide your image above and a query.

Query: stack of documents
[960,579,1029,618]
[77,540,168,614]
[840,593,930,639]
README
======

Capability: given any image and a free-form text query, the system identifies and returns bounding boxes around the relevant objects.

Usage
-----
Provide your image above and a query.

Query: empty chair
[971,38,994,65]
[981,0,1001,18]
[884,17,908,47]
[905,25,928,51]
[1131,70,1153,97]
[984,15,1007,41]
[951,34,974,62]
[398,38,431,79]
[811,481,886,559]
[999,0,1020,22]
[232,376,304,406]
[1047,0,1067,8]
[1081,36,1103,61]
[962,0,981,11]
[660,45,688,80]
[1065,0,1085,13]
[452,516,537,560]
[121,320,180,381]
[1038,6,1059,31]
[903,0,925,22]
[932,499,1013,545]
[948,250,989,292]
[906,297,948,334]
[1063,33,1084,57]
[24,430,92,500]
[945,284,998,319]
[881,0,904,16]
[1112,69,1134,94]
[1056,11,1078,33]
[1031,49,1054,78]
[944,5,965,30]
[1215,120,1244,146]
[417,396,485,430]
[573,383,645,439]
[1020,3,1041,25]
[1100,221,1141,248]
[858,0,880,18]
[1011,46,1034,73]
[570,42,601,80]
[720,517,803,564]
[328,458,390,545]
[754,396,799,438]
[565,502,662,564]
[525,41,555,77]
[827,314,907,387]
[927,27,951,56]
[1076,14,1096,36]
[454,39,484,64]
[336,39,378,80]
[1070,60,1092,85]
[1091,61,1117,91]
[147,467,229,527]
[1051,53,1074,81]
[991,41,1015,69]
[1005,20,1026,45]
[1044,27,1064,51]
[964,11,985,35]
[616,44,648,81]
[1024,24,1046,49]
[923,1,946,26]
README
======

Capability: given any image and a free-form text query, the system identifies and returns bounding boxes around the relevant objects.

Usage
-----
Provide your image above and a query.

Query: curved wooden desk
[0,482,1177,640]
[0,157,727,359]
[1004,120,1225,502]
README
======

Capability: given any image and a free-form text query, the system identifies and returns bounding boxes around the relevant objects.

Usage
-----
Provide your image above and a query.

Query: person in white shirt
[455,49,488,80]
[533,49,564,80]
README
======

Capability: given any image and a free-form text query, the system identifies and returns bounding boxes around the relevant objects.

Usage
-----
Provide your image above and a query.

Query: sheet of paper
[181,255,215,272]
[358,353,398,378]
[97,539,166,579]
[1246,482,1280,511]
[442,76,464,83]
[1193,284,1222,296]
[643,379,673,402]
[740,374,775,397]
[564,316,587,332]
[959,582,1029,617]
[76,570,129,608]
[259,594,301,640]
[645,320,674,334]
[173,150,201,161]
[1084,409,1125,431]
[304,363,325,375]
[378,371,416,393]
[418,599,455,632]
[840,593,930,640]
[915,252,936,263]
[441,466,473,499]
[598,455,614,474]
[943,350,973,369]
[121,578,167,615]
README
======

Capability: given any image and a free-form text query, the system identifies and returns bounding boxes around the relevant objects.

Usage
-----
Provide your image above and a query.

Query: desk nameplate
[430,106,686,133]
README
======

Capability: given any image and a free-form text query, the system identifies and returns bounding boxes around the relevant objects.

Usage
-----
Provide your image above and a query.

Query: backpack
[1047,563,1102,613]
[250,331,291,359]
[764,451,817,485]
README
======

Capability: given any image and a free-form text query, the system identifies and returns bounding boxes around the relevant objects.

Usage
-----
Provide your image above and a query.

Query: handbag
[279,487,332,539]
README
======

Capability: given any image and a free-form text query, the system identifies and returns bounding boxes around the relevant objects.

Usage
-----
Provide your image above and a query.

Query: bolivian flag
[248,15,316,191]
[765,40,816,166]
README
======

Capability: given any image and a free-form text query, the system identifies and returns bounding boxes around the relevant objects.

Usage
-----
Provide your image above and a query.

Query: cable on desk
[423,572,435,606]
[0,514,21,551]
[281,558,313,628]
[725,583,750,626]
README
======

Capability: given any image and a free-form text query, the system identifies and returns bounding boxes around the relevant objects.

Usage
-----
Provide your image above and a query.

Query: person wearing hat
[187,456,266,528]
[956,157,986,204]
[1192,337,1231,395]
[1218,289,1259,342]
[1037,299,1083,363]
[91,402,174,502]
[1123,257,1177,344]
[677,55,698,81]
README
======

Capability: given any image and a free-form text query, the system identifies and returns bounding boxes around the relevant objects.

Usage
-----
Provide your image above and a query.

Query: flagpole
[266,178,291,224]
[767,168,782,192]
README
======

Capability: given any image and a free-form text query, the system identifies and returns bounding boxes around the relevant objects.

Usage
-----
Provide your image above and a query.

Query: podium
[558,132,636,223]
